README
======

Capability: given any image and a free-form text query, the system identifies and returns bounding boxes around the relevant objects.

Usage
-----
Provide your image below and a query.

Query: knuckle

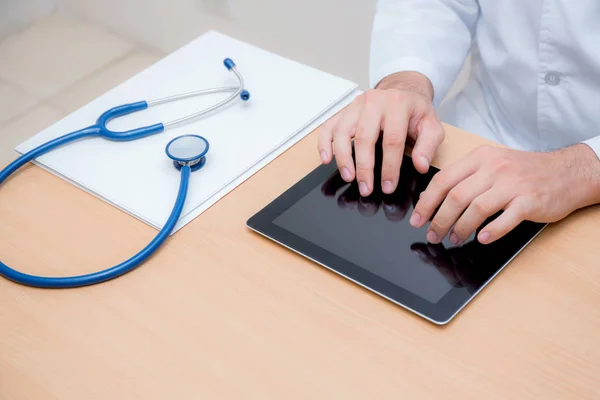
[320,119,333,131]
[332,124,351,139]
[453,223,471,238]
[356,170,374,182]
[318,128,332,142]
[381,166,399,178]
[356,167,374,175]
[333,144,350,157]
[437,124,446,140]
[430,172,449,189]
[382,133,404,149]
[418,193,437,212]
[479,144,494,153]
[388,89,407,103]
[429,121,445,141]
[429,219,448,233]
[355,92,367,104]
[412,94,429,110]
[474,145,494,157]
[515,197,534,216]
[471,198,491,216]
[447,188,466,205]
[356,157,375,169]
[362,89,379,102]
[335,152,351,164]
[319,122,334,137]
[492,156,511,171]
[317,135,325,147]
[355,134,377,148]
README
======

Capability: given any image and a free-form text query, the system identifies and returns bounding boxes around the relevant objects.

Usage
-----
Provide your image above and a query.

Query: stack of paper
[16,31,358,233]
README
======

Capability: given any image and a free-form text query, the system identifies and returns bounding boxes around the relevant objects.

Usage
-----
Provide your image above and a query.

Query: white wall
[55,0,376,89]
[0,0,55,37]
[55,0,470,95]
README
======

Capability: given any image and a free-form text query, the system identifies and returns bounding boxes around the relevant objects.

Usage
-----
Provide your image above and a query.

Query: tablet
[247,143,546,324]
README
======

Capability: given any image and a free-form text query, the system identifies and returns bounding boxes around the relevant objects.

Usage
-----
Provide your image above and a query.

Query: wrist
[375,71,434,101]
[553,144,600,209]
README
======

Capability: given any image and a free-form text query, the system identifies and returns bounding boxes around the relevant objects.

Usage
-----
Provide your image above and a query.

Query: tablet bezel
[247,157,546,325]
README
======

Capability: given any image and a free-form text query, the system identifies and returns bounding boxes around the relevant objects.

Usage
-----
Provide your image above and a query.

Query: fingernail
[382,180,393,193]
[478,231,490,243]
[341,167,351,181]
[450,233,461,245]
[320,151,328,162]
[427,230,439,243]
[410,212,421,227]
[359,181,369,196]
[420,156,429,169]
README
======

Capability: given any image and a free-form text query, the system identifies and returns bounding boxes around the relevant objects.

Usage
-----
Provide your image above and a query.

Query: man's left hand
[409,144,600,245]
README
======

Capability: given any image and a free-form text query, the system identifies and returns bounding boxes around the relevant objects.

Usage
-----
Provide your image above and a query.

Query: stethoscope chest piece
[166,134,210,172]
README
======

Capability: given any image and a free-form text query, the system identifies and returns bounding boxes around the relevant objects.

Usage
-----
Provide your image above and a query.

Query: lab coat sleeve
[370,0,480,106]
[582,136,600,160]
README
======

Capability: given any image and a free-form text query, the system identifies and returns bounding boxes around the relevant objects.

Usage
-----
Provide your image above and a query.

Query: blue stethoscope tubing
[0,58,249,289]
[0,165,190,288]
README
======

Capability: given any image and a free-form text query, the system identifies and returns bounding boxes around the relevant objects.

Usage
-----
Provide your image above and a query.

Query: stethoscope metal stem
[147,86,239,106]
[158,66,246,129]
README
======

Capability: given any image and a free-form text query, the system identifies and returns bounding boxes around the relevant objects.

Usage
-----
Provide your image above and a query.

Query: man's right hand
[318,71,445,197]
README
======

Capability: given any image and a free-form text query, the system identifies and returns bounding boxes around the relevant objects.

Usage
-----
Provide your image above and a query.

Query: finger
[426,172,493,244]
[411,111,445,173]
[317,112,341,164]
[410,155,480,228]
[450,188,510,245]
[477,198,529,244]
[354,95,384,196]
[381,99,409,194]
[332,99,364,182]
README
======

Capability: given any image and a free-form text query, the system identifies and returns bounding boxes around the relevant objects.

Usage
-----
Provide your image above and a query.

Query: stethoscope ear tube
[0,163,192,288]
[152,58,250,129]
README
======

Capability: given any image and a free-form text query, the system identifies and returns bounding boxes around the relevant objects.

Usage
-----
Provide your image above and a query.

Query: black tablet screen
[272,147,544,305]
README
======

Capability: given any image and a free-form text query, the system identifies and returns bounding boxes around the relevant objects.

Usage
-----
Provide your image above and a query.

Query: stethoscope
[0,58,250,289]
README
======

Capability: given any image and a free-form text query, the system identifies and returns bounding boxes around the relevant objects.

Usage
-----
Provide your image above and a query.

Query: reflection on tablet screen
[274,152,505,304]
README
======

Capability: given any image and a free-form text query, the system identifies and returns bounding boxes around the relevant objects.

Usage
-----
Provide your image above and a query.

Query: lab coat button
[545,71,561,85]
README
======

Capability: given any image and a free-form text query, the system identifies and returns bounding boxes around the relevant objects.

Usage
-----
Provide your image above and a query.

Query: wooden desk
[1,124,599,399]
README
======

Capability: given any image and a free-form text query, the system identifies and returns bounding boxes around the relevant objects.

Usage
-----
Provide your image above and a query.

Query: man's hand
[410,144,600,245]
[318,71,445,197]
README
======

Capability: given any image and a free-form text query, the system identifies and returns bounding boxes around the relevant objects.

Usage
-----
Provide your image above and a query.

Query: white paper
[16,31,358,233]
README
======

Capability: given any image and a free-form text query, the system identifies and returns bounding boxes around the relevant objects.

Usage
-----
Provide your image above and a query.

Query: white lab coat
[370,0,600,157]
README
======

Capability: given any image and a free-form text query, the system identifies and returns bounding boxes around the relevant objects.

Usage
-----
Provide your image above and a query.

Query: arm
[370,0,480,105]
